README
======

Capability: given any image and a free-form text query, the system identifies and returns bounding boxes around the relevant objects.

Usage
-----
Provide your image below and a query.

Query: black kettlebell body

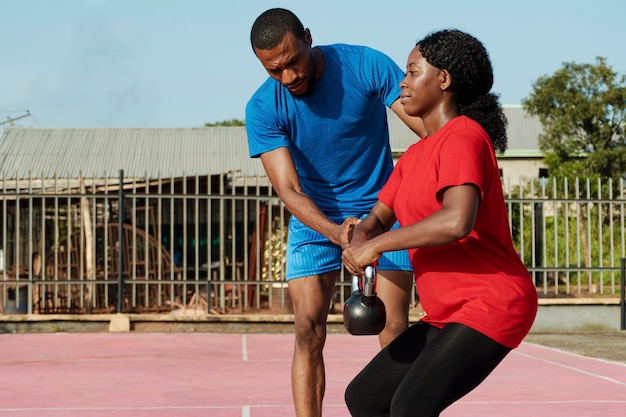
[343,265,386,335]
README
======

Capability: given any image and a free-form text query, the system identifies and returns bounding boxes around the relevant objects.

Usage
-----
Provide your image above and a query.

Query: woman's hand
[342,240,382,276]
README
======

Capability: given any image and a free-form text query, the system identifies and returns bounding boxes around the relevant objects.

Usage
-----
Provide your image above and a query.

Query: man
[245,8,425,417]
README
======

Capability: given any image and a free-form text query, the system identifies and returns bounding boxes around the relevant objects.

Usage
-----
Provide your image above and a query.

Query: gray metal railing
[1,172,624,315]
[504,176,625,297]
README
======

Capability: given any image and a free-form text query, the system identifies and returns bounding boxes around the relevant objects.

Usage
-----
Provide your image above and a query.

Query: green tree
[523,58,626,279]
[522,57,626,182]
[205,119,245,127]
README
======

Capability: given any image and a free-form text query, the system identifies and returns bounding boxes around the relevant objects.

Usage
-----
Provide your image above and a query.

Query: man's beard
[290,76,316,98]
[291,49,317,98]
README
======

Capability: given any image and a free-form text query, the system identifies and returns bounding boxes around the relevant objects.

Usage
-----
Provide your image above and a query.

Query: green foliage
[205,119,246,127]
[522,57,626,182]
[506,177,624,294]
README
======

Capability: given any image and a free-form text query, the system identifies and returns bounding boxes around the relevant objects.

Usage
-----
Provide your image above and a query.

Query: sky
[1,0,625,129]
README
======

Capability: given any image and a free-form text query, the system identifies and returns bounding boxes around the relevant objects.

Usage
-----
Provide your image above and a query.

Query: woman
[342,29,538,417]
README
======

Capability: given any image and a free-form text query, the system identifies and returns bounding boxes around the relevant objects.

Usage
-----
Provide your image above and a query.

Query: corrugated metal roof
[385,105,544,154]
[386,108,418,152]
[0,126,265,179]
[502,105,543,152]
[0,106,543,180]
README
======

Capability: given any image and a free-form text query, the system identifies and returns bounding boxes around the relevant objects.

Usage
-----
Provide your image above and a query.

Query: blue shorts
[285,214,412,280]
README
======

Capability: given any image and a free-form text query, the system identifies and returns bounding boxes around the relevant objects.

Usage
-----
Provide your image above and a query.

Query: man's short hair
[250,8,306,50]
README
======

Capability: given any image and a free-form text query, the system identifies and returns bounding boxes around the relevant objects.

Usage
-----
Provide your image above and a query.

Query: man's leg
[375,269,413,348]
[288,271,339,417]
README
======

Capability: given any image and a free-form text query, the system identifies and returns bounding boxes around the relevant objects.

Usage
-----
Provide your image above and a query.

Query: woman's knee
[345,376,381,417]
[390,384,445,417]
[390,397,439,417]
[344,378,359,413]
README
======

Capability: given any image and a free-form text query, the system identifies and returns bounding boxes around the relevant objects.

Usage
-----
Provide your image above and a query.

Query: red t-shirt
[379,116,537,348]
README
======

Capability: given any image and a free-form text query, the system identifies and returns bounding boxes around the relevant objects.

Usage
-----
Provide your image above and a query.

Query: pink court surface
[1,332,625,417]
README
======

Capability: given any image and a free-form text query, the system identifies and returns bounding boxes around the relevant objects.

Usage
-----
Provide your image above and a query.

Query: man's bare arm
[390,99,427,138]
[260,147,358,247]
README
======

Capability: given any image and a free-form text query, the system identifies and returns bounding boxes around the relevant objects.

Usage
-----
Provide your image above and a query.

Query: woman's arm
[342,184,480,274]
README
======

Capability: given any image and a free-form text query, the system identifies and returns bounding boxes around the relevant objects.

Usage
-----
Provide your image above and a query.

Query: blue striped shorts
[285,214,412,280]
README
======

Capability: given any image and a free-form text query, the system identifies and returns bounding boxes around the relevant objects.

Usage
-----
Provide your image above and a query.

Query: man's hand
[336,217,360,248]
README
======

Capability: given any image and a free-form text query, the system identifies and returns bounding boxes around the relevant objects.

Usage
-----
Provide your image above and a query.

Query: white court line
[242,333,248,361]
[515,345,626,387]
[456,399,626,405]
[3,399,626,413]
[0,406,241,411]
[521,342,626,368]
[0,405,286,412]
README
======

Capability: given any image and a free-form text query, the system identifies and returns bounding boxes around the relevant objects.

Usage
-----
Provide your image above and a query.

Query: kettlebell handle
[350,264,377,297]
[362,264,376,297]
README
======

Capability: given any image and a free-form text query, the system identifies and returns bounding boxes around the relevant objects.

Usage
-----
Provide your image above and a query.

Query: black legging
[345,322,511,417]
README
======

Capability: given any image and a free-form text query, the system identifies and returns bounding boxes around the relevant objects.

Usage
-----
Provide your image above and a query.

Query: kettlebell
[343,265,386,335]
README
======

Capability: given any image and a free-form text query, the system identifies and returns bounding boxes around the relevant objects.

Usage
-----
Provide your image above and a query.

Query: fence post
[621,258,625,331]
[117,170,125,313]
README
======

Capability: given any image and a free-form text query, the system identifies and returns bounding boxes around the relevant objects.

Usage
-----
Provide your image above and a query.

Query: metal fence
[1,172,624,315]
[504,176,625,297]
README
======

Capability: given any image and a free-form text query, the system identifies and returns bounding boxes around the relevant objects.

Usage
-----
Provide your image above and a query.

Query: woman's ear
[440,69,452,90]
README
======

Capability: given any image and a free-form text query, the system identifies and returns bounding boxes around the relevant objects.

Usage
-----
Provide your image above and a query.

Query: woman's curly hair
[417,29,508,153]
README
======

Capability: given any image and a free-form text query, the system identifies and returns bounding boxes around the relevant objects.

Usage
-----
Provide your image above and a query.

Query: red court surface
[1,332,625,417]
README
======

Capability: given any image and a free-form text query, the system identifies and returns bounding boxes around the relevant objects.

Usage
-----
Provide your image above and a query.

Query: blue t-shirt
[246,44,404,213]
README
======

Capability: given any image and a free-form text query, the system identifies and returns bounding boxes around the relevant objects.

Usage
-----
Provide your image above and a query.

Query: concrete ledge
[0,313,424,334]
[537,297,621,305]
[0,312,425,324]
[0,298,623,333]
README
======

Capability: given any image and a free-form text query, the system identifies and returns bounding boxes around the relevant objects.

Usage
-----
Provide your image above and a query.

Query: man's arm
[260,147,358,247]
[390,99,427,138]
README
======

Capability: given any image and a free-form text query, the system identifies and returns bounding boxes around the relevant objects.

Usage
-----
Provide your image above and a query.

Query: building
[0,105,544,184]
